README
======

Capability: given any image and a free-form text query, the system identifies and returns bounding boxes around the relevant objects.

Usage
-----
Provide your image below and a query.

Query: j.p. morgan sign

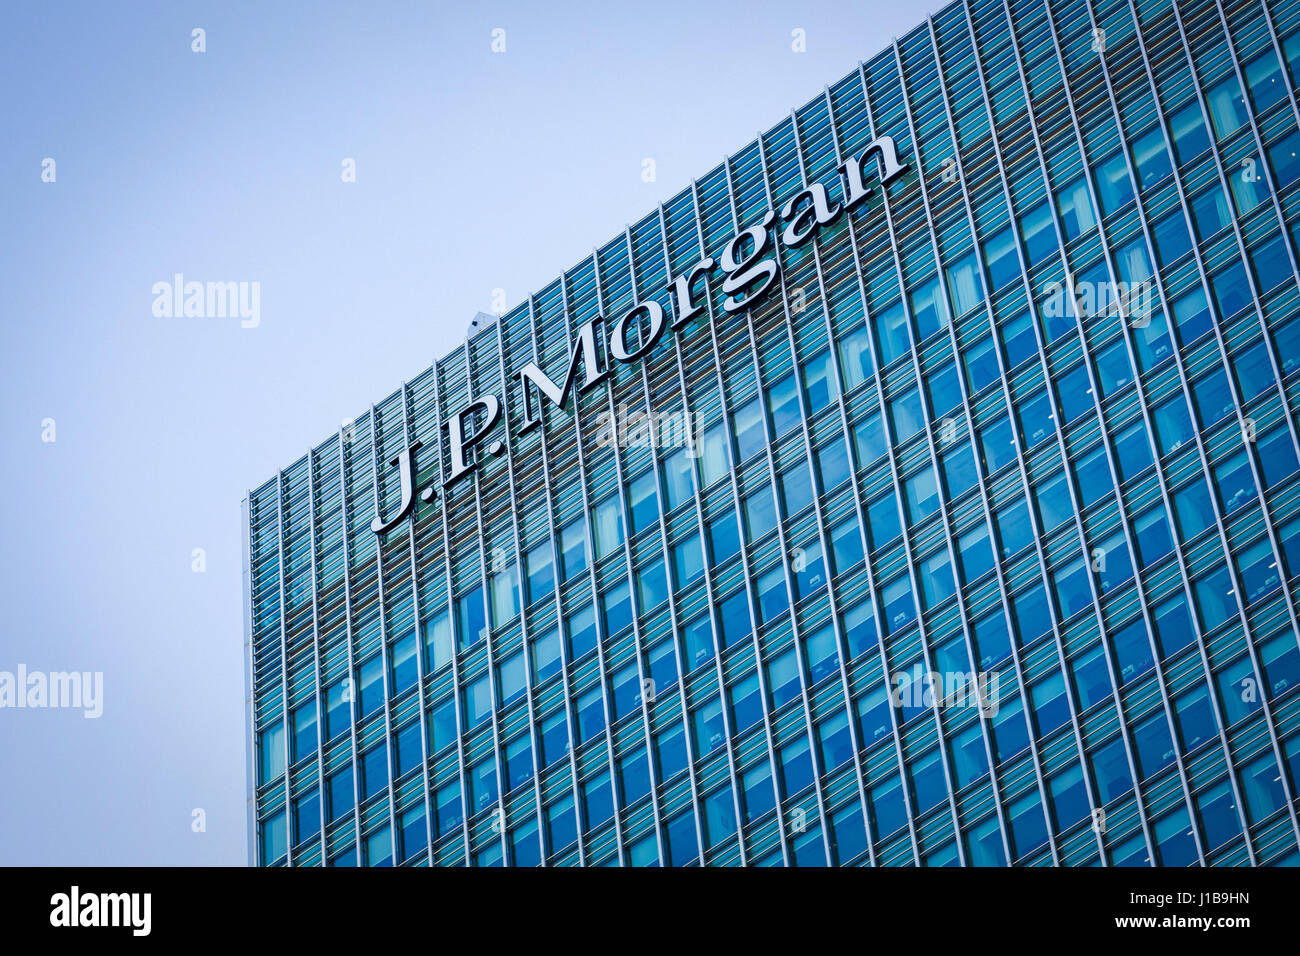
[372,135,908,536]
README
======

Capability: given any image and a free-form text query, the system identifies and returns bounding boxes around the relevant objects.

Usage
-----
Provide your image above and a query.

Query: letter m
[101,894,129,927]
[517,318,609,432]
[205,281,239,318]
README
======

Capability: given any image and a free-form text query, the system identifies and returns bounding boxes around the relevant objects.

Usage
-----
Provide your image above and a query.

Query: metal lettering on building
[372,135,908,535]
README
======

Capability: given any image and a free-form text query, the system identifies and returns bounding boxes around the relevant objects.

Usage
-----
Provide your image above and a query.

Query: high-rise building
[244,0,1300,866]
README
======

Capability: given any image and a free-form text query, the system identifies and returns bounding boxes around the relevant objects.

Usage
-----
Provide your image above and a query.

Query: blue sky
[0,0,934,864]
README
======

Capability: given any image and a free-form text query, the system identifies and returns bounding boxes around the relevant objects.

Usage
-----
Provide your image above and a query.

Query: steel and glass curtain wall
[244,0,1300,867]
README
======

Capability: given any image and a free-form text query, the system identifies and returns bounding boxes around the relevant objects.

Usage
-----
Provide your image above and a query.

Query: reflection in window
[910,276,950,342]
[699,422,730,488]
[1190,186,1231,241]
[984,225,1020,290]
[1169,100,1210,164]
[1246,50,1286,112]
[890,387,925,443]
[1206,76,1247,139]
[560,518,587,582]
[1132,126,1172,190]
[767,373,802,438]
[873,299,911,365]
[1172,285,1212,346]
[838,325,873,391]
[1095,152,1134,216]
[946,251,985,319]
[1020,200,1056,266]
[802,350,839,414]
[731,398,766,462]
[1151,210,1192,269]
[1056,176,1096,241]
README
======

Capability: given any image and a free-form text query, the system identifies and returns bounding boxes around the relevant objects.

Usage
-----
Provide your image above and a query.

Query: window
[699,422,730,487]
[1038,279,1075,344]
[1001,311,1037,369]
[838,325,873,390]
[567,605,598,659]
[910,276,949,342]
[400,806,427,862]
[732,397,767,462]
[1152,210,1192,269]
[1169,100,1210,164]
[393,721,422,778]
[361,744,387,800]
[767,373,802,437]
[326,679,351,741]
[628,471,658,535]
[890,386,924,443]
[1172,285,1212,346]
[744,485,778,541]
[853,411,888,465]
[390,632,418,696]
[964,334,1001,394]
[756,566,789,626]
[1153,395,1193,456]
[261,811,287,864]
[830,516,863,575]
[292,702,317,765]
[505,734,533,793]
[1132,126,1172,190]
[456,585,486,648]
[779,460,815,516]
[816,435,851,491]
[294,790,321,847]
[682,612,714,671]
[1211,260,1251,320]
[958,522,995,585]
[592,495,623,560]
[1246,50,1286,112]
[672,532,705,587]
[662,447,694,510]
[708,509,741,565]
[1095,152,1134,216]
[530,629,561,684]
[905,466,940,524]
[429,783,461,841]
[1056,176,1095,241]
[560,518,587,581]
[259,723,285,785]
[636,559,668,612]
[328,769,354,822]
[1094,337,1132,399]
[946,251,985,318]
[489,563,519,627]
[873,299,911,364]
[1206,76,1247,139]
[358,655,384,717]
[496,650,527,708]
[1267,128,1300,189]
[1020,200,1056,265]
[1191,186,1231,241]
[803,350,839,414]
[525,544,554,606]
[1249,232,1292,294]
[428,697,457,753]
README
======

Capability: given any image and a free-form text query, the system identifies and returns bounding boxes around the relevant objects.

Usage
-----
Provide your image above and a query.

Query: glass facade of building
[244,0,1300,866]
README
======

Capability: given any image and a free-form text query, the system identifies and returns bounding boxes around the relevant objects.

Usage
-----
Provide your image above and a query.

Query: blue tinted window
[1095,152,1134,215]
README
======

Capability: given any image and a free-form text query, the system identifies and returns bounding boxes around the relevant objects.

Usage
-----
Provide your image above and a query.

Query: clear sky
[0,0,936,864]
